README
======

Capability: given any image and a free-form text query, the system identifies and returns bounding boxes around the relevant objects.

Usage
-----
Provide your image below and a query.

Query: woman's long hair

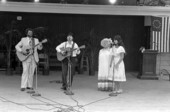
[113,35,126,54]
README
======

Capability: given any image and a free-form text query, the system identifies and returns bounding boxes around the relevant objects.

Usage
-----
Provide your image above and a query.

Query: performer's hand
[39,43,43,49]
[21,50,28,55]
[77,48,80,54]
[39,43,42,46]
[29,49,33,55]
[61,51,66,55]
[37,43,43,50]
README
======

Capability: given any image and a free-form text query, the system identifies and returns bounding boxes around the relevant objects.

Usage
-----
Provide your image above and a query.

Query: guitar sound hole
[23,53,28,56]
[62,52,67,56]
[26,49,29,52]
[23,49,30,55]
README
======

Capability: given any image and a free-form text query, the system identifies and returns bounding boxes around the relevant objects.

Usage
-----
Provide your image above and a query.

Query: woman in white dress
[98,38,113,91]
[109,35,126,96]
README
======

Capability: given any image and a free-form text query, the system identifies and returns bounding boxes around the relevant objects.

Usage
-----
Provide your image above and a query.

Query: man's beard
[27,34,32,38]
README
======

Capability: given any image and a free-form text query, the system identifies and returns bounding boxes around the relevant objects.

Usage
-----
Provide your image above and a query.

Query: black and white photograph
[0,0,170,112]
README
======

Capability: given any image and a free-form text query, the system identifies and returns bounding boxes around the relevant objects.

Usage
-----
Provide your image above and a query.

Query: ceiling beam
[0,2,170,16]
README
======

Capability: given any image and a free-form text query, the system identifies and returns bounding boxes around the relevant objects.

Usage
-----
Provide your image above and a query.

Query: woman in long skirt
[98,38,113,91]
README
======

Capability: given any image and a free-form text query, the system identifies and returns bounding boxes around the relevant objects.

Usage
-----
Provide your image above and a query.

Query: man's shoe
[109,91,117,96]
[20,88,25,91]
[116,89,123,94]
[26,87,33,90]
[60,87,66,90]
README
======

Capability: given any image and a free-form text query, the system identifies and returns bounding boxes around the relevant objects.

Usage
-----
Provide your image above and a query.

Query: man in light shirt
[56,32,80,91]
[15,28,43,91]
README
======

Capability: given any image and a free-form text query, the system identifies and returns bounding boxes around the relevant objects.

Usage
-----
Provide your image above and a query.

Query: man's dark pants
[61,57,77,89]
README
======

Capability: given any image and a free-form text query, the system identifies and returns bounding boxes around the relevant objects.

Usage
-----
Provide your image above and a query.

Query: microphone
[139,46,145,53]
[111,42,116,46]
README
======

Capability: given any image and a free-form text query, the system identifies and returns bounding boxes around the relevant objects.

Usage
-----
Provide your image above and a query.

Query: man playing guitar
[15,28,43,91]
[56,32,80,91]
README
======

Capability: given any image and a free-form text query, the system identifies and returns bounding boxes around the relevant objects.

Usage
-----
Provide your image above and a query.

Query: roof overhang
[0,2,170,16]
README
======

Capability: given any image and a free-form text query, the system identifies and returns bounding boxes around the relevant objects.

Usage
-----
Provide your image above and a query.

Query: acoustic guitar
[57,45,85,61]
[16,39,47,62]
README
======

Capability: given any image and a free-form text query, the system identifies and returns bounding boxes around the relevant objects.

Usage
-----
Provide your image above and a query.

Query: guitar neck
[34,43,41,48]
[33,39,47,48]
[32,41,43,49]
[72,47,84,51]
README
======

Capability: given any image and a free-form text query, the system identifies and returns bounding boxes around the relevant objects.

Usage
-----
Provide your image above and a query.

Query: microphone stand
[27,37,35,94]
[32,64,41,96]
[27,37,41,96]
[64,56,74,95]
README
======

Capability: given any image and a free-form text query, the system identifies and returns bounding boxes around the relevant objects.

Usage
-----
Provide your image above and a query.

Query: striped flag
[151,16,170,53]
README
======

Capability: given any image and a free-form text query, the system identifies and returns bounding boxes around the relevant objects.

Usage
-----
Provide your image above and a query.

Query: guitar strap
[31,38,37,64]
[65,42,67,49]
[31,38,35,53]
[71,42,75,57]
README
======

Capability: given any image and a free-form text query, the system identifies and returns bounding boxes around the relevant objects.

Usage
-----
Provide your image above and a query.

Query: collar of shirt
[66,41,73,45]
[26,37,32,41]
[65,41,74,48]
